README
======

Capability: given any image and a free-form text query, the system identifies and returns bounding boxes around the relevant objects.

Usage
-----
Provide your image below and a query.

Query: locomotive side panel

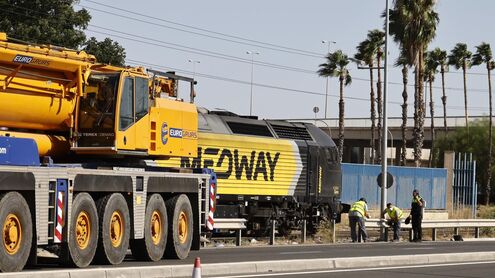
[159,132,303,196]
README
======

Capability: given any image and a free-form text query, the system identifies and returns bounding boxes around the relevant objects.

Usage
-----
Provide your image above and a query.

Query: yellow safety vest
[387,206,404,219]
[412,196,423,204]
[350,200,367,218]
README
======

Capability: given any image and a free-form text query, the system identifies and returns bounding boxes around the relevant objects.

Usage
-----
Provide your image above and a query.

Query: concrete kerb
[4,252,495,278]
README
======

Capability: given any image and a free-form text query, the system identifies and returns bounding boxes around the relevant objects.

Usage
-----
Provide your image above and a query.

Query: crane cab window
[135,77,149,121]
[119,76,149,131]
[77,73,119,147]
[119,77,134,130]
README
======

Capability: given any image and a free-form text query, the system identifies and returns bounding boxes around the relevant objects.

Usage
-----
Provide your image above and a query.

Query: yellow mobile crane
[0,33,214,271]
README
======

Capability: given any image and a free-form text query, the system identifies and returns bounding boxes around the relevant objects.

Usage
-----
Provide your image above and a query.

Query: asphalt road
[205,261,495,278]
[29,240,495,271]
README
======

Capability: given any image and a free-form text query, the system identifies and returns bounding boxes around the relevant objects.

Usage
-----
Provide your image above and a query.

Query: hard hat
[359,197,367,203]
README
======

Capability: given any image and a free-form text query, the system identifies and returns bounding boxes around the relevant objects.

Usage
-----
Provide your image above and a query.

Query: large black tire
[0,192,32,272]
[94,193,130,265]
[66,193,99,268]
[164,194,193,259]
[130,194,168,261]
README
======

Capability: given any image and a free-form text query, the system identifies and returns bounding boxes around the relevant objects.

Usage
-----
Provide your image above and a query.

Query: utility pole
[246,51,260,116]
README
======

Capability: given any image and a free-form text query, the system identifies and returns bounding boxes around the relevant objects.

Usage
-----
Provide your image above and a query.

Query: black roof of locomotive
[197,108,336,148]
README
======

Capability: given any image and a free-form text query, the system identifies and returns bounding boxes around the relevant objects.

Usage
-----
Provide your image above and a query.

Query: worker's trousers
[349,215,367,242]
[390,220,401,240]
[411,215,422,241]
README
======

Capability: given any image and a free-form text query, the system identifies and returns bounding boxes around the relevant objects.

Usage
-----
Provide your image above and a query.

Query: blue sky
[80,0,494,120]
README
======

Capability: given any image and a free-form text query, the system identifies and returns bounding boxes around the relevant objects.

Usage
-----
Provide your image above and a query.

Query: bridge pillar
[444,151,455,212]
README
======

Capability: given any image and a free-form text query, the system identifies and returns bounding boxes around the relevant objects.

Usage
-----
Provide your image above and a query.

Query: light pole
[315,119,332,138]
[188,59,200,80]
[313,106,320,125]
[321,40,336,119]
[246,51,260,116]
[381,0,390,241]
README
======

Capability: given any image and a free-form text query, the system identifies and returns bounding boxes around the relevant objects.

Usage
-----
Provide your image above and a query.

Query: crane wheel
[94,193,130,265]
[0,192,32,272]
[131,194,168,261]
[164,194,193,259]
[65,193,98,268]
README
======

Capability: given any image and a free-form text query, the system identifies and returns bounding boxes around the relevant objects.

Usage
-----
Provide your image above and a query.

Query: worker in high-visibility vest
[382,202,404,241]
[406,189,426,242]
[348,197,370,242]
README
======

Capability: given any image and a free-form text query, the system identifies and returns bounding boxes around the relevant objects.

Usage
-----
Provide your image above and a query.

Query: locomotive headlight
[333,185,340,195]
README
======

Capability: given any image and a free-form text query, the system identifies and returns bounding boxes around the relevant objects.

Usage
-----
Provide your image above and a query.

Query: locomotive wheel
[130,194,168,261]
[164,194,193,259]
[94,193,130,265]
[66,193,98,268]
[0,192,32,272]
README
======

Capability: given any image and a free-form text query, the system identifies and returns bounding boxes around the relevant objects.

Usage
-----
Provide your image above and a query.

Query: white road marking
[403,247,435,250]
[279,251,323,255]
[208,260,495,278]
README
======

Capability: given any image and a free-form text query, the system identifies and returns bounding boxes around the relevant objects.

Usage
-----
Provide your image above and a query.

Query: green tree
[435,120,493,204]
[0,0,126,66]
[448,43,472,128]
[0,0,90,49]
[83,37,126,66]
[318,50,352,162]
[472,42,495,204]
[388,0,439,167]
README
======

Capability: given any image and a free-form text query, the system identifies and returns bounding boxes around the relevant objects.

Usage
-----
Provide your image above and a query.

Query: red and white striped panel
[207,182,215,230]
[54,191,64,243]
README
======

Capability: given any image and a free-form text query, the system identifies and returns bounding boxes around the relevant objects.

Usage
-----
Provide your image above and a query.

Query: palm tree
[354,29,385,164]
[395,52,410,166]
[388,0,439,167]
[318,50,352,162]
[368,30,385,164]
[355,39,377,164]
[424,51,439,167]
[429,48,449,134]
[448,43,472,129]
[473,42,495,204]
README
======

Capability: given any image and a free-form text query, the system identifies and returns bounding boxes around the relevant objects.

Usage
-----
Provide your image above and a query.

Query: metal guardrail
[213,218,247,230]
[366,218,495,241]
[213,218,247,246]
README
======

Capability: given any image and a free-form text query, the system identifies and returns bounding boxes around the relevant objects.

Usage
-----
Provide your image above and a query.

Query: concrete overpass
[287,116,489,165]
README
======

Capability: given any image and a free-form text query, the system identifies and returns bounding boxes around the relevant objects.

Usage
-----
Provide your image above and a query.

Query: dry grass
[449,207,475,219]
[477,205,495,237]
[314,219,334,243]
[478,205,495,218]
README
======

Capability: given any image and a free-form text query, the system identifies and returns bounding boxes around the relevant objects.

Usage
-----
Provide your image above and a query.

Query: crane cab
[73,67,198,158]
